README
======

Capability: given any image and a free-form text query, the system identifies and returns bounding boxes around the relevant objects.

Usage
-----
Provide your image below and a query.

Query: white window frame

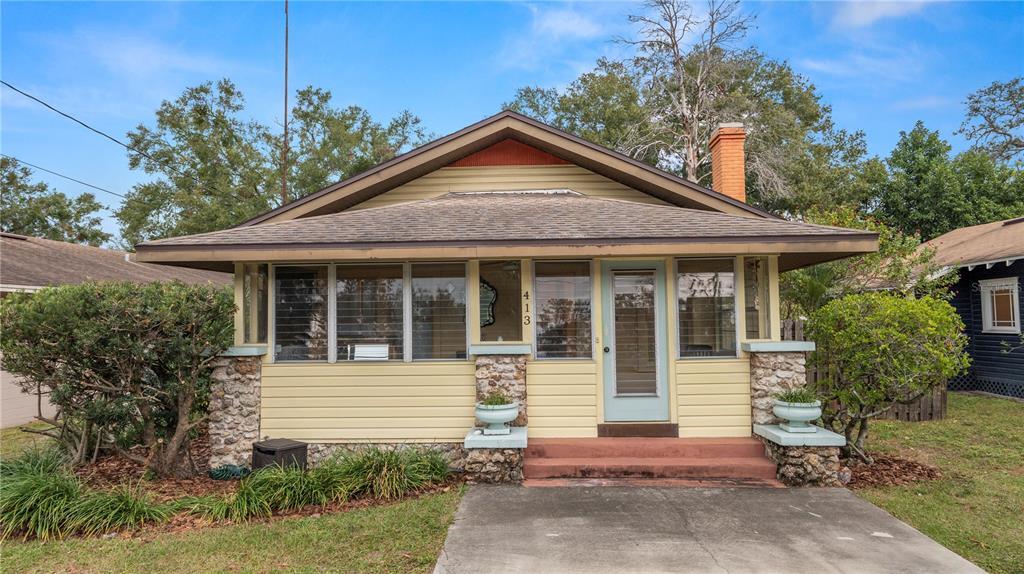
[979,277,1021,334]
[674,257,741,360]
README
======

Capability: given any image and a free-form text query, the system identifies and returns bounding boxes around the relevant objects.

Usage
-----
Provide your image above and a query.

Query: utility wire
[2,154,127,199]
[1,80,209,191]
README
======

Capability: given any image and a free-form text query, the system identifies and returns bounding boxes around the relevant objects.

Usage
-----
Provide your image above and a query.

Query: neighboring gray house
[0,233,230,427]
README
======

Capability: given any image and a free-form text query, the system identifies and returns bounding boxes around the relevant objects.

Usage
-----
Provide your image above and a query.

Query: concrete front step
[522,456,778,480]
[525,437,766,459]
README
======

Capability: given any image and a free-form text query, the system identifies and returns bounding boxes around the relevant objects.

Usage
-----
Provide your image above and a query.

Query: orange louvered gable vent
[448,139,569,167]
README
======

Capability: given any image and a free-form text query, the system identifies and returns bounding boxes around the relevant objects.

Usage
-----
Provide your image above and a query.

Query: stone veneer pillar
[758,440,844,487]
[474,354,528,426]
[749,351,808,425]
[464,352,528,482]
[208,355,262,468]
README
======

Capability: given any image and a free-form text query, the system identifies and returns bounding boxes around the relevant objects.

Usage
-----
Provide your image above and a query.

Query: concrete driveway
[434,485,982,574]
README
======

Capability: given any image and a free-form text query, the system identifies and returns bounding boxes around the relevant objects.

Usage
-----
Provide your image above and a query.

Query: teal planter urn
[773,400,822,433]
[475,402,520,435]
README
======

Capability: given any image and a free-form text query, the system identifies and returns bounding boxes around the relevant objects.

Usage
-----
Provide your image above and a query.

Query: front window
[744,257,769,339]
[479,260,522,342]
[242,264,268,344]
[336,265,404,360]
[274,266,329,361]
[980,278,1020,334]
[412,263,467,360]
[535,261,592,359]
[677,259,736,358]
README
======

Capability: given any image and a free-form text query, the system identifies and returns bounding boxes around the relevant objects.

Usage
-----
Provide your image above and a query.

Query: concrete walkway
[434,485,982,574]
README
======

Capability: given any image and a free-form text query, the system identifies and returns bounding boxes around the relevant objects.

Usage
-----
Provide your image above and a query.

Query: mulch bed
[846,455,942,489]
[74,433,237,501]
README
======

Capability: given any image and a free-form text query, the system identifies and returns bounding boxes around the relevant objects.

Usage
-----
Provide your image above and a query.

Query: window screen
[744,257,769,340]
[412,263,467,360]
[274,266,329,361]
[678,259,736,358]
[535,261,592,359]
[242,264,268,344]
[336,265,404,360]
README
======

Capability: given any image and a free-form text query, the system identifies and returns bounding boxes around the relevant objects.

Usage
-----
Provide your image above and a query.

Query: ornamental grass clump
[0,448,170,540]
[774,388,819,404]
[334,447,450,501]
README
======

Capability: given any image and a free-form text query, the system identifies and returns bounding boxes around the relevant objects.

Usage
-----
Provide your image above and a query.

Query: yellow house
[137,111,876,483]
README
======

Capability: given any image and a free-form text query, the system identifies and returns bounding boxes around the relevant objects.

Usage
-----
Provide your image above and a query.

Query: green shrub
[67,484,170,536]
[774,388,818,404]
[808,293,970,461]
[0,470,83,540]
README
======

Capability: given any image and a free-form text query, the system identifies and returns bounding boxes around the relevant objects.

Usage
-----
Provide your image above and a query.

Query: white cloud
[60,30,232,79]
[799,45,928,83]
[496,3,614,71]
[832,1,933,29]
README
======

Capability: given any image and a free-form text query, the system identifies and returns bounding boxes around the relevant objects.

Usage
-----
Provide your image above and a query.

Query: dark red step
[525,437,766,459]
[522,456,778,480]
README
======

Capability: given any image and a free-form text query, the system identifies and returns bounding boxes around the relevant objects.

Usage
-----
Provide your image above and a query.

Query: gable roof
[0,233,230,292]
[924,216,1024,270]
[139,191,876,271]
[242,110,772,226]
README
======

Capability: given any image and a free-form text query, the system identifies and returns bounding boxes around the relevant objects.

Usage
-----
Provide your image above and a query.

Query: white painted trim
[0,284,43,293]
[979,277,1021,334]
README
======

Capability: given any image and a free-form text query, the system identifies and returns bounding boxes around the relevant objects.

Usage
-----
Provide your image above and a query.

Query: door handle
[603,346,610,353]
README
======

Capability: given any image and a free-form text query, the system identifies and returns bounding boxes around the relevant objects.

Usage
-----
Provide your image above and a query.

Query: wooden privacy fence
[781,319,946,422]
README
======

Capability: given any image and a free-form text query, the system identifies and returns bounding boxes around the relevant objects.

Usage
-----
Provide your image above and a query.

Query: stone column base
[208,355,262,469]
[464,449,524,483]
[758,438,844,487]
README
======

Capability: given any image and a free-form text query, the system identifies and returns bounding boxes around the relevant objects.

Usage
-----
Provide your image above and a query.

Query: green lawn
[858,393,1024,574]
[1,488,462,574]
[0,422,52,459]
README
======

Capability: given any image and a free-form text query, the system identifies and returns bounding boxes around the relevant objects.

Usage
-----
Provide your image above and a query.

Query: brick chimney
[709,122,746,203]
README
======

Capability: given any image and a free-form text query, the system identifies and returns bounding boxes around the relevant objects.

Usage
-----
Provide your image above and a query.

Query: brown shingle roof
[0,233,230,290]
[142,190,870,249]
[923,217,1024,269]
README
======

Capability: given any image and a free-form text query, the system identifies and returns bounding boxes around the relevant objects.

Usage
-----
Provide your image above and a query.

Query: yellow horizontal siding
[354,165,670,210]
[526,361,599,438]
[260,362,475,442]
[675,359,751,438]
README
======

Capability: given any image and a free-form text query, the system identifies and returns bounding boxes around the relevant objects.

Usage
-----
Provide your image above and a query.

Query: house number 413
[523,290,531,325]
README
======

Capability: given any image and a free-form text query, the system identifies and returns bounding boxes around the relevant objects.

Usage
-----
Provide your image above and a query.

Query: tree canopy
[958,77,1023,162]
[116,79,428,246]
[871,121,1024,241]
[0,157,111,246]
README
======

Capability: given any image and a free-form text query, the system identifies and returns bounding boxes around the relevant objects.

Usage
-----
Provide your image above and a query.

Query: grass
[2,488,462,574]
[0,422,53,460]
[857,393,1024,574]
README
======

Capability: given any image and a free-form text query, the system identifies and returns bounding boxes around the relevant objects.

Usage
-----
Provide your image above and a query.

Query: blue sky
[2,1,1022,240]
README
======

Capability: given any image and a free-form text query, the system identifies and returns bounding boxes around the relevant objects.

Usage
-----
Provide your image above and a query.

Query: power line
[1,80,208,191]
[2,154,127,199]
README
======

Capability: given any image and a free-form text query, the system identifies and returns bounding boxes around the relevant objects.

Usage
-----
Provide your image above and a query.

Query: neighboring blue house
[925,218,1024,398]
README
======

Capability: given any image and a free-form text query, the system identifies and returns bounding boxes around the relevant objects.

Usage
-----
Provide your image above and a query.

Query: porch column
[208,347,265,468]
[743,342,816,425]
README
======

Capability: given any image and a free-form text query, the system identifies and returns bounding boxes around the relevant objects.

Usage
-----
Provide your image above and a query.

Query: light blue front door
[601,261,670,422]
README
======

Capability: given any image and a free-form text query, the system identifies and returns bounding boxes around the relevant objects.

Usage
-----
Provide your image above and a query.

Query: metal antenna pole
[281,0,289,204]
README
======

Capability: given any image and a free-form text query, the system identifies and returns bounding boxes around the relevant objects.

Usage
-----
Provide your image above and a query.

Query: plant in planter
[475,390,520,435]
[773,388,822,433]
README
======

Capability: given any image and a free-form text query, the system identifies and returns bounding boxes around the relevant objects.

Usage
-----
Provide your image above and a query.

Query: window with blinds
[336,265,404,361]
[274,266,329,361]
[677,259,736,358]
[412,263,467,360]
[535,261,592,359]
